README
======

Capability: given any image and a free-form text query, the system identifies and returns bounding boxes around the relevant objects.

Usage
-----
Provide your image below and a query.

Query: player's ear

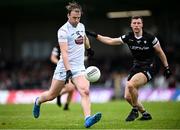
[130,23,132,28]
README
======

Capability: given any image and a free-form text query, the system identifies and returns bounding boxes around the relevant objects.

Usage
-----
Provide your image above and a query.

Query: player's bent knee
[69,87,75,92]
[127,82,134,91]
[79,88,89,97]
[83,90,89,96]
[124,94,131,101]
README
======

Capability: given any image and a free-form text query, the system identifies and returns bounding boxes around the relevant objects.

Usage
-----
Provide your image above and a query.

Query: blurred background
[0,0,179,104]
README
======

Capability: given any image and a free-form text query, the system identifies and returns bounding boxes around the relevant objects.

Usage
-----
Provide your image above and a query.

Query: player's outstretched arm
[86,30,122,45]
[50,53,59,64]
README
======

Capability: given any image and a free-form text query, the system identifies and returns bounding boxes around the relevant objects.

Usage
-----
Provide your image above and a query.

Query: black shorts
[127,64,154,82]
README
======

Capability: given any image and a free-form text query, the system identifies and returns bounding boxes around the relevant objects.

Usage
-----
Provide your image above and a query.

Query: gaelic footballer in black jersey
[121,31,158,81]
[85,15,171,122]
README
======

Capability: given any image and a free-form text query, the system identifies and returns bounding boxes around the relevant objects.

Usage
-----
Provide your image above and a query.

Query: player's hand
[65,70,72,84]
[86,48,94,57]
[163,66,172,79]
[85,30,98,38]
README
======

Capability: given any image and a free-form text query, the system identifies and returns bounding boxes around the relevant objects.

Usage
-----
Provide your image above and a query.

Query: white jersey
[56,21,85,72]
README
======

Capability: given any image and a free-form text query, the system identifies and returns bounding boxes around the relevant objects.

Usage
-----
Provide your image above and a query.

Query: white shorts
[53,69,85,81]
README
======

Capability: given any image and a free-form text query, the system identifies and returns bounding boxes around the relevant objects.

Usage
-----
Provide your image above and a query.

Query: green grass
[0,101,180,129]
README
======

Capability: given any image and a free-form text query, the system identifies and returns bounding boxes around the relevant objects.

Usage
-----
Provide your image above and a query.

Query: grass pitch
[0,101,180,129]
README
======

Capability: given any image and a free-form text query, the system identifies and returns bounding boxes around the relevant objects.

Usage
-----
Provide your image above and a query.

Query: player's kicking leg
[72,75,102,128]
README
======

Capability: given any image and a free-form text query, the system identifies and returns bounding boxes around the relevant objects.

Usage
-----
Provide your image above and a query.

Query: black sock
[57,95,61,106]
[132,106,138,112]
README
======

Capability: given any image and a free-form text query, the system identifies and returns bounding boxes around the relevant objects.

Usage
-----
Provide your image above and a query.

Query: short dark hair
[131,16,143,22]
[66,1,82,14]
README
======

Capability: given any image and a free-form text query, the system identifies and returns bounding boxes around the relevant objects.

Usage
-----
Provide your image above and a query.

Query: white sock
[35,98,40,106]
[85,115,91,120]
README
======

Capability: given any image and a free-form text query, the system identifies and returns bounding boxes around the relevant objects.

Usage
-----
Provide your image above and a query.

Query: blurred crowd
[0,59,53,90]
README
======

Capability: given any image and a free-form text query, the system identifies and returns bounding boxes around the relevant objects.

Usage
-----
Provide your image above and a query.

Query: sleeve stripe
[152,37,158,45]
[119,37,124,44]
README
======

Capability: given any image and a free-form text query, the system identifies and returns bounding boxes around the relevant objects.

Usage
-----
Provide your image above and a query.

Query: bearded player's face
[68,9,81,27]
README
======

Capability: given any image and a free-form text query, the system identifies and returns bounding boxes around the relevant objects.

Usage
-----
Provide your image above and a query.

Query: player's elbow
[51,55,58,64]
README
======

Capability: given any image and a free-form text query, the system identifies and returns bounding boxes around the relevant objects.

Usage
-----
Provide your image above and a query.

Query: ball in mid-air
[85,66,101,82]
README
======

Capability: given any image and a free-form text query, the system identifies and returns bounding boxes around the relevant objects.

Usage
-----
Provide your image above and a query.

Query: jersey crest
[75,35,83,45]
